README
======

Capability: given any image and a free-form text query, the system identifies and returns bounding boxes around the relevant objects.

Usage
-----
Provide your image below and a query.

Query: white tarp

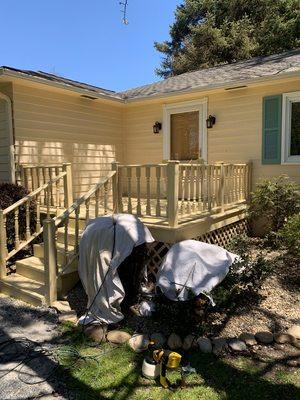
[78,214,154,325]
[156,240,238,303]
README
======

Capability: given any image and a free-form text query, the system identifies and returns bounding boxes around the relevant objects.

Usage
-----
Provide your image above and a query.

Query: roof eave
[0,68,124,103]
[123,70,300,103]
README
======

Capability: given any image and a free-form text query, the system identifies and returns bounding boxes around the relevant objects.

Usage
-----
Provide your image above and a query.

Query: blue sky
[1,1,181,91]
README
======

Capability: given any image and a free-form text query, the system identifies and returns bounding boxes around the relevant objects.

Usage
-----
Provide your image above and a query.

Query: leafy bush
[249,175,300,234]
[0,183,36,251]
[211,235,274,307]
[278,213,300,256]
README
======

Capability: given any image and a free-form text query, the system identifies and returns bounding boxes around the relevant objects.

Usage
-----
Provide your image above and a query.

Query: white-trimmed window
[163,99,208,161]
[282,91,300,164]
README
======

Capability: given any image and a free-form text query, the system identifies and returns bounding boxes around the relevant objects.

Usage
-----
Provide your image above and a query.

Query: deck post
[220,163,225,213]
[0,210,8,279]
[167,161,179,228]
[112,161,119,213]
[62,163,73,208]
[43,218,57,305]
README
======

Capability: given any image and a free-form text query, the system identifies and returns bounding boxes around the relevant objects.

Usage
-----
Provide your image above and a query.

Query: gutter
[0,68,124,104]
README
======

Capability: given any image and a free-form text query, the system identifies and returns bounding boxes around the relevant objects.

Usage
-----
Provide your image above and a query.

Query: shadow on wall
[15,140,118,197]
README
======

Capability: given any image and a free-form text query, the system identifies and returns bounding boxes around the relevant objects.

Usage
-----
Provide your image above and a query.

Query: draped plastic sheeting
[78,214,154,324]
[156,240,238,303]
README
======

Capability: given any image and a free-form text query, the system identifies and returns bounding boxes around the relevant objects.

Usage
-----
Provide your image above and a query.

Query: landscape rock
[228,339,247,352]
[58,310,77,324]
[274,333,293,344]
[167,333,182,350]
[239,332,257,346]
[150,332,166,347]
[255,331,274,344]
[212,338,228,355]
[106,330,131,344]
[52,300,72,313]
[128,334,149,352]
[287,325,300,340]
[182,335,196,351]
[84,325,107,343]
[197,337,212,353]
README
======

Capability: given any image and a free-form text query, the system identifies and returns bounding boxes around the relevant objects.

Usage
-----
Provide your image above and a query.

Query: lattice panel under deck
[146,219,249,280]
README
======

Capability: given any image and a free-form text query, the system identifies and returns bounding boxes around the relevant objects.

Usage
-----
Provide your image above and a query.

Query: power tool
[142,341,184,389]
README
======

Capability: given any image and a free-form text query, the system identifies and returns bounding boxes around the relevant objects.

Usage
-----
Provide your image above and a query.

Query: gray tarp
[156,240,238,303]
[78,214,154,324]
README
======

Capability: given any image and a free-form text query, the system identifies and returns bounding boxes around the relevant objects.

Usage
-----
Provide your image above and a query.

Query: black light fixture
[206,115,216,129]
[153,121,162,134]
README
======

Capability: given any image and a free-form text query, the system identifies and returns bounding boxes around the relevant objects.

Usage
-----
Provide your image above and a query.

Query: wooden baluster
[196,165,200,212]
[42,168,46,205]
[239,166,243,201]
[0,210,8,278]
[49,167,54,206]
[24,168,29,190]
[25,200,30,240]
[167,161,179,228]
[85,198,90,225]
[55,167,60,214]
[104,181,108,215]
[197,165,203,212]
[191,165,197,213]
[47,184,51,218]
[117,167,123,213]
[64,217,69,265]
[36,194,41,232]
[75,206,80,254]
[207,165,212,211]
[95,188,100,217]
[156,166,161,217]
[14,208,20,249]
[186,167,192,214]
[146,166,151,215]
[136,166,142,216]
[220,164,225,213]
[43,218,57,305]
[180,167,186,214]
[127,167,133,214]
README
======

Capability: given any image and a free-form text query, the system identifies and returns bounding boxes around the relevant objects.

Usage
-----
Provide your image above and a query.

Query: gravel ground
[0,294,71,400]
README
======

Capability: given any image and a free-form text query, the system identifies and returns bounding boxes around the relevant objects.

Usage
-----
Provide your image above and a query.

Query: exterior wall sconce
[153,121,162,134]
[206,115,216,129]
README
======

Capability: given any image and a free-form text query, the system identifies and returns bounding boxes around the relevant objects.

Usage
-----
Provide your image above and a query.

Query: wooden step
[0,274,45,306]
[57,227,82,246]
[34,242,76,265]
[16,256,45,283]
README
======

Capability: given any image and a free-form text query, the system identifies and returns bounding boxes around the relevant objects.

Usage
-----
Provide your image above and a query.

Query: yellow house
[0,49,299,305]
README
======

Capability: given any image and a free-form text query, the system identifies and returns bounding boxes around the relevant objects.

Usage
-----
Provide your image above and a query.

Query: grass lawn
[56,325,300,400]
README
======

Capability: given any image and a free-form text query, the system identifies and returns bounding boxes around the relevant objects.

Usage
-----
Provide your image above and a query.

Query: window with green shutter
[262,95,282,164]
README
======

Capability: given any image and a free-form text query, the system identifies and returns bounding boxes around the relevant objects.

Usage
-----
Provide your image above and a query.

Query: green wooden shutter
[262,95,282,164]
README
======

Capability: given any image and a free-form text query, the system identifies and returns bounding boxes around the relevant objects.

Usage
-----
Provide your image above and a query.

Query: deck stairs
[0,218,85,306]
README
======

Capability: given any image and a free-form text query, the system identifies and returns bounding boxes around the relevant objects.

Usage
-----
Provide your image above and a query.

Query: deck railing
[43,171,116,304]
[114,161,251,228]
[18,163,73,209]
[0,170,68,278]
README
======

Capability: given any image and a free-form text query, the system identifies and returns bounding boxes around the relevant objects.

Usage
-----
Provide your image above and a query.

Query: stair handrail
[0,171,68,279]
[43,170,117,305]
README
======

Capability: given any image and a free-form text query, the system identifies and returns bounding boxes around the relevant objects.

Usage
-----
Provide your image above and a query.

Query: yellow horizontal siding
[124,78,300,185]
[13,83,124,198]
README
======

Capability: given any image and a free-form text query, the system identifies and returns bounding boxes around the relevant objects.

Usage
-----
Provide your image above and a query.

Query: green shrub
[0,183,36,251]
[278,213,300,256]
[249,175,300,233]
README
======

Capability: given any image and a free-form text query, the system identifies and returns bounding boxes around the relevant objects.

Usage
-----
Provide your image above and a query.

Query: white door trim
[0,92,15,183]
[163,98,208,161]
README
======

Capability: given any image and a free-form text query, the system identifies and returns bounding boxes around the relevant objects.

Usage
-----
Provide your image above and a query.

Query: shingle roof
[1,49,300,101]
[0,66,117,97]
[117,49,300,100]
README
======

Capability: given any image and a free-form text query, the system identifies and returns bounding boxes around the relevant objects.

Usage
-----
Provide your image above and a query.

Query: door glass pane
[171,111,199,160]
[290,102,300,156]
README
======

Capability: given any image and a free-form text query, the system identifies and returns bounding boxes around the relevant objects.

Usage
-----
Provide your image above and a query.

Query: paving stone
[239,332,257,346]
[106,330,131,344]
[182,334,196,351]
[274,333,293,344]
[84,325,107,343]
[255,331,274,344]
[167,333,182,350]
[228,339,247,352]
[287,325,300,340]
[197,337,212,353]
[128,334,149,352]
[212,338,228,355]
